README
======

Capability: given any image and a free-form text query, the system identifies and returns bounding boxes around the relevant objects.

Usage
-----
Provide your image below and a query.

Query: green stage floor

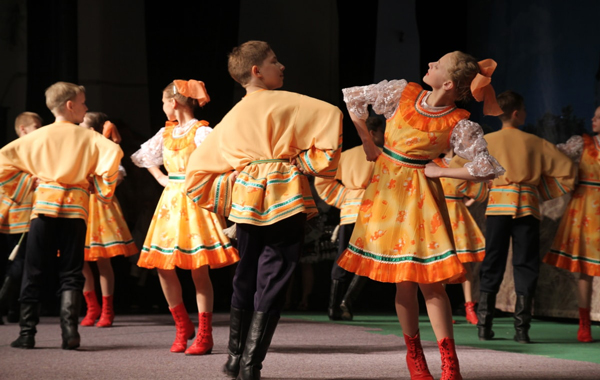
[286,313,600,365]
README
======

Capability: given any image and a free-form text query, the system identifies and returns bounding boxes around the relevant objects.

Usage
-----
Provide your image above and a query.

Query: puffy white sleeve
[556,135,584,162]
[131,127,165,168]
[194,126,213,147]
[342,79,408,120]
[450,120,505,178]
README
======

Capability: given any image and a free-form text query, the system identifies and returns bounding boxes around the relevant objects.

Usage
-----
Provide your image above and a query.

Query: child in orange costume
[131,80,239,355]
[0,112,42,324]
[544,106,600,343]
[337,53,505,380]
[79,112,138,328]
[185,41,343,380]
[433,149,488,325]
[0,82,123,350]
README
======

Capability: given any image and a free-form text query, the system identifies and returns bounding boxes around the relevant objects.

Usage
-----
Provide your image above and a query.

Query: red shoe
[169,303,195,353]
[465,302,478,325]
[81,291,101,326]
[403,332,434,380]
[96,295,114,327]
[578,307,593,343]
[185,312,214,355]
[438,337,462,380]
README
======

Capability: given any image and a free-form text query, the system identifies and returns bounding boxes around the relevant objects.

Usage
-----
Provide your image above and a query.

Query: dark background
[1,0,599,316]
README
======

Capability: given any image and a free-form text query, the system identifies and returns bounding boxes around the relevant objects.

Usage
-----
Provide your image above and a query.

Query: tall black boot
[236,311,280,380]
[223,306,253,378]
[327,279,344,320]
[60,290,82,350]
[10,303,41,349]
[514,294,533,344]
[477,291,496,340]
[340,275,367,321]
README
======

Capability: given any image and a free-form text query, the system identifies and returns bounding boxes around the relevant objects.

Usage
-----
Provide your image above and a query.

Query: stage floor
[1,312,599,379]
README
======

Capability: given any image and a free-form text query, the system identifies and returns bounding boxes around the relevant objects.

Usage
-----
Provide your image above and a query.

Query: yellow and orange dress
[131,119,239,270]
[544,134,600,276]
[336,80,504,284]
[433,156,488,263]
[84,165,138,261]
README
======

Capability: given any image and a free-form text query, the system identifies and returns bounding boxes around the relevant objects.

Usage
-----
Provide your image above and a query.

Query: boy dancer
[0,82,123,349]
[315,115,384,321]
[475,90,576,343]
[186,41,343,380]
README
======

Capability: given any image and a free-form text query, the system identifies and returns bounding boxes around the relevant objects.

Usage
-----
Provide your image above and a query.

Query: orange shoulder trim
[163,120,209,151]
[399,82,470,132]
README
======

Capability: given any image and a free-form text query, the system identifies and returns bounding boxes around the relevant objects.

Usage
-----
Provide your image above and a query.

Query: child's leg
[578,273,593,309]
[96,258,114,297]
[420,282,453,340]
[82,262,95,293]
[461,263,473,303]
[186,265,214,355]
[191,265,213,313]
[395,282,419,336]
[158,268,194,353]
[157,268,183,308]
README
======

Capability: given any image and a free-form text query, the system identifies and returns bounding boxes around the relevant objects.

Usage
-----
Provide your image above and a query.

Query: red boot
[81,291,101,326]
[438,337,462,380]
[96,295,114,327]
[578,307,593,343]
[169,303,195,353]
[403,332,434,380]
[465,302,478,325]
[185,312,214,355]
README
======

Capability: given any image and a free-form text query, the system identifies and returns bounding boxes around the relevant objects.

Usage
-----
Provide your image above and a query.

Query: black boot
[236,311,280,380]
[340,275,367,321]
[60,290,82,350]
[477,291,496,340]
[514,294,533,343]
[223,307,253,378]
[327,280,344,320]
[10,303,41,349]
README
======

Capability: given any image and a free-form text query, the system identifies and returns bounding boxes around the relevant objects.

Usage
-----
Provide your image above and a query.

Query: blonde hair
[45,82,85,113]
[227,40,272,86]
[447,51,480,102]
[85,111,109,132]
[163,81,198,109]
[14,111,42,135]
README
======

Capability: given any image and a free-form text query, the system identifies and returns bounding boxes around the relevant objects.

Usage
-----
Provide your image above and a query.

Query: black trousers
[5,233,27,279]
[331,223,355,282]
[232,213,306,313]
[480,215,540,297]
[20,216,86,304]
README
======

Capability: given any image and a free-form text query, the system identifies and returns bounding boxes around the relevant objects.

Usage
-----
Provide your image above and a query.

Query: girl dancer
[131,80,238,354]
[337,52,505,379]
[79,112,138,328]
[544,106,600,343]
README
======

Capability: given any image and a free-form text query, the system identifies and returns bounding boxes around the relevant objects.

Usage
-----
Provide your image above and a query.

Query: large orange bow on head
[470,59,503,116]
[173,79,210,107]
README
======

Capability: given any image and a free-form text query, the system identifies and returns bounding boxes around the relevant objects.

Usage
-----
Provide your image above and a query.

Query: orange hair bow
[102,121,121,144]
[470,59,503,116]
[173,79,210,107]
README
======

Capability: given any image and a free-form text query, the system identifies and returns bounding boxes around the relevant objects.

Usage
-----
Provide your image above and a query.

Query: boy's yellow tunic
[0,121,123,222]
[544,134,600,276]
[185,90,343,225]
[433,156,488,263]
[483,127,576,219]
[314,145,376,225]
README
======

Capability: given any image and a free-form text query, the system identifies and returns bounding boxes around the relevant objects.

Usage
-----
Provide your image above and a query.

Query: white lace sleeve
[342,79,408,120]
[194,126,213,147]
[450,120,505,178]
[118,164,127,178]
[556,135,584,162]
[131,127,165,168]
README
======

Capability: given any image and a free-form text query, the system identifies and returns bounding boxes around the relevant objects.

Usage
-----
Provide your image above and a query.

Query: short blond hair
[14,111,42,134]
[45,81,85,113]
[227,40,272,86]
[448,51,480,102]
